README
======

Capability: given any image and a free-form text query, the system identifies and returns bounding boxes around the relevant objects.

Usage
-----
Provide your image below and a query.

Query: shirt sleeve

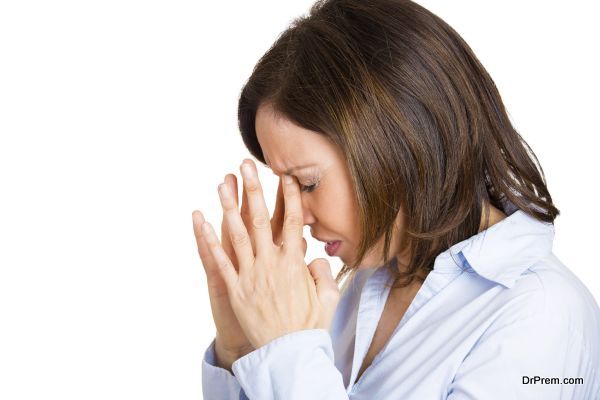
[447,312,599,399]
[202,337,249,400]
[231,328,350,400]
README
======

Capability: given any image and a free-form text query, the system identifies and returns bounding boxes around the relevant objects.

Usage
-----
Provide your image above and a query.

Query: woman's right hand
[193,169,302,370]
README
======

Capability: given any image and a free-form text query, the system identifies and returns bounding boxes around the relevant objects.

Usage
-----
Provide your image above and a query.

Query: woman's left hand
[200,159,341,349]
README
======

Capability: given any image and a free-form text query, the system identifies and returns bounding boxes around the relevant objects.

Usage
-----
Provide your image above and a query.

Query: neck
[393,201,508,276]
[478,202,507,233]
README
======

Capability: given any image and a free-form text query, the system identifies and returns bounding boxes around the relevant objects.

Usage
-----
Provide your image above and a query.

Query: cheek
[314,183,360,241]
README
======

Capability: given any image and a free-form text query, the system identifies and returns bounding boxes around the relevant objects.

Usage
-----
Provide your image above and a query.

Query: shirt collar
[433,209,555,289]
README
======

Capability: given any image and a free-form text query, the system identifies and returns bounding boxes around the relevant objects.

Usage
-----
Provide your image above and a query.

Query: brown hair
[236,0,560,289]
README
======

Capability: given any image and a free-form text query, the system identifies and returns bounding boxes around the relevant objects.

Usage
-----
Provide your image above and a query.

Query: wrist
[214,340,253,373]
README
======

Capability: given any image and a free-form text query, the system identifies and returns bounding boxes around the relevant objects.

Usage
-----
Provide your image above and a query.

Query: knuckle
[206,238,218,248]
[218,258,234,272]
[222,201,236,211]
[245,181,261,193]
[230,231,250,246]
[284,214,303,227]
[252,215,270,229]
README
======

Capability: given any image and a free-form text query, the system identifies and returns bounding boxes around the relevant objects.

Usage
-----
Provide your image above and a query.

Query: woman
[193,0,600,398]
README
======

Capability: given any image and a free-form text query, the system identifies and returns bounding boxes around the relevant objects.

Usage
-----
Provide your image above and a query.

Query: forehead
[255,104,332,172]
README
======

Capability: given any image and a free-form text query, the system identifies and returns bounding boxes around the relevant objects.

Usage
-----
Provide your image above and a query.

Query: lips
[325,240,342,256]
[311,233,342,256]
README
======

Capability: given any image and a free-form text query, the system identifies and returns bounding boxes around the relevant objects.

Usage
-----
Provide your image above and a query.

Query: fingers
[240,160,274,253]
[192,210,216,270]
[271,176,285,246]
[200,220,239,291]
[218,181,255,272]
[307,258,340,330]
[225,174,239,207]
[221,174,240,268]
[307,258,337,293]
[241,176,249,218]
[281,173,304,252]
[225,173,257,252]
[240,174,256,250]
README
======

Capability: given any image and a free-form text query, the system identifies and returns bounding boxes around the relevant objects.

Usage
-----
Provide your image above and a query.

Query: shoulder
[450,253,600,398]
[481,252,600,352]
[523,253,599,338]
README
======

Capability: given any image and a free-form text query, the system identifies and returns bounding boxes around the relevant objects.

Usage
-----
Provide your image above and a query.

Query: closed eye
[301,183,317,193]
[300,175,320,193]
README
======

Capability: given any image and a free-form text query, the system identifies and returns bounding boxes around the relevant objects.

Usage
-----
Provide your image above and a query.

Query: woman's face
[255,103,405,268]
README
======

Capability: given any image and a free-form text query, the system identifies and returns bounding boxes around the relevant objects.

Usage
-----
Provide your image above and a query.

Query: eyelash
[300,176,320,193]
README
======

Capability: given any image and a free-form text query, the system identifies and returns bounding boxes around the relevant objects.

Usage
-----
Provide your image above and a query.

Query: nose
[300,192,316,226]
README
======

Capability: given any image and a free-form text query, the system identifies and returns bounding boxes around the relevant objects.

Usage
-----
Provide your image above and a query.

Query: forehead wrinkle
[258,123,316,176]
[263,155,315,176]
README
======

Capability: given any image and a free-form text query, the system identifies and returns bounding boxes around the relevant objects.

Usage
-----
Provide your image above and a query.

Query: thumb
[307,258,340,329]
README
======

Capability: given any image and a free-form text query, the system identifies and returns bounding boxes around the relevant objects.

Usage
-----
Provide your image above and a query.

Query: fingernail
[193,210,204,222]
[201,221,211,234]
[218,183,230,199]
[241,162,253,179]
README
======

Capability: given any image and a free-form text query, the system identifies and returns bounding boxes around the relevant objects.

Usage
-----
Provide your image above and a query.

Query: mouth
[311,234,342,257]
[324,240,342,256]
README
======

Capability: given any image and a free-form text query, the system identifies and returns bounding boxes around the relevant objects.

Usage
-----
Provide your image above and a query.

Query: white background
[0,1,598,398]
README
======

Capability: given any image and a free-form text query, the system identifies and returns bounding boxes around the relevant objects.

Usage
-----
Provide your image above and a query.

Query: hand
[200,159,340,349]
[191,168,308,364]
[193,206,253,367]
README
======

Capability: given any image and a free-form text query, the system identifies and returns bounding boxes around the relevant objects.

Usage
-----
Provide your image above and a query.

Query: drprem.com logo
[522,376,584,385]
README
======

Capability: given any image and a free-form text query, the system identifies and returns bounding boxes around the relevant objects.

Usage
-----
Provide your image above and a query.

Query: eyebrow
[266,163,315,176]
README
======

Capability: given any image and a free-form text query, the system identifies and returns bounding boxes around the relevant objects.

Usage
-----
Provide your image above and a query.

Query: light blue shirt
[202,209,600,399]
